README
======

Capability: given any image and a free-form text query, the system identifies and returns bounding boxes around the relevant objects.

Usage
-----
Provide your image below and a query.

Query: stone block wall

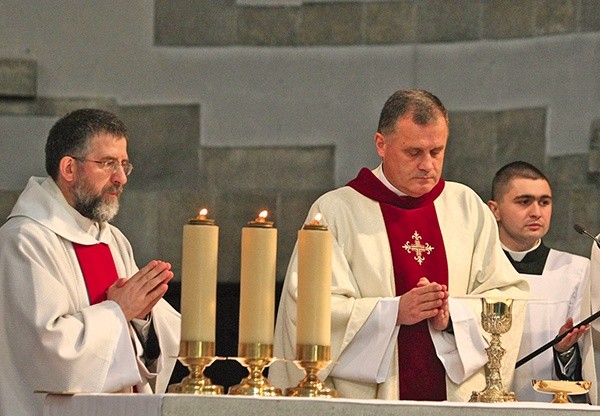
[154,0,600,47]
[0,59,36,97]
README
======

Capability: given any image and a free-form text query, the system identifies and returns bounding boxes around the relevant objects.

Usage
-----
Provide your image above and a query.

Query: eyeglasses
[70,156,134,176]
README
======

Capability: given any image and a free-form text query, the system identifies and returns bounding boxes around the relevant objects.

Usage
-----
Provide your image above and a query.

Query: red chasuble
[347,168,448,401]
[72,242,119,305]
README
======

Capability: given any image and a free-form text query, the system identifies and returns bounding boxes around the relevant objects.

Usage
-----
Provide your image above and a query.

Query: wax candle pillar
[180,209,219,342]
[296,214,333,346]
[239,210,277,345]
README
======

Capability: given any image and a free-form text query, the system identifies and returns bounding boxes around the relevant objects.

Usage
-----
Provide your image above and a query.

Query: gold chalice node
[470,298,516,402]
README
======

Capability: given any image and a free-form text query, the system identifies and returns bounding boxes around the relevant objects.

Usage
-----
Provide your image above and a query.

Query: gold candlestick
[228,343,281,396]
[285,344,338,398]
[168,341,224,395]
[470,298,516,402]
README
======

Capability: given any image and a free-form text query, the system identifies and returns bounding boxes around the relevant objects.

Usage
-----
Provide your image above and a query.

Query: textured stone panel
[417,0,481,43]
[555,185,600,257]
[0,115,55,191]
[298,3,362,45]
[119,104,200,192]
[495,107,546,173]
[154,0,238,46]
[0,59,36,98]
[237,6,299,46]
[589,119,600,175]
[200,145,335,194]
[0,97,118,116]
[482,0,536,39]
[153,0,600,46]
[534,0,577,35]
[364,1,417,45]
[546,154,589,187]
[444,111,497,200]
[580,0,600,32]
[0,190,19,227]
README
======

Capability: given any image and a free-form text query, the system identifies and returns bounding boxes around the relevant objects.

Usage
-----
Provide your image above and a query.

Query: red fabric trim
[346,167,445,209]
[348,169,448,400]
[72,242,119,305]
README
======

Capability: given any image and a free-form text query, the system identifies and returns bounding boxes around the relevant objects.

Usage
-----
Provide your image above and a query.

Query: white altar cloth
[43,393,600,416]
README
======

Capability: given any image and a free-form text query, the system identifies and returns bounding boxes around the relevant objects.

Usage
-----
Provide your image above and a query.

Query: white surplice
[270,167,529,401]
[512,249,595,403]
[0,177,180,416]
[589,241,600,402]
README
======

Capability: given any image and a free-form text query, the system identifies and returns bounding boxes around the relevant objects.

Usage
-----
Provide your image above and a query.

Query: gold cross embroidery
[402,231,434,265]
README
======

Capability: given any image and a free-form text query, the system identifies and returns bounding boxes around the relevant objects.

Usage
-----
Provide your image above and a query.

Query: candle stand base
[167,341,224,395]
[284,344,338,398]
[228,343,281,396]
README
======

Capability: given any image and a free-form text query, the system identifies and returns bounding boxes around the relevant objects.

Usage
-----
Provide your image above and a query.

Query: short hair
[45,108,129,180]
[491,161,549,201]
[377,89,449,135]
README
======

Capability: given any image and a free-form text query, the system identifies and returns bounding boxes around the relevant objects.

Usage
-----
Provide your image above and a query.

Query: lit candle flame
[255,210,268,222]
[309,213,322,225]
[197,208,208,220]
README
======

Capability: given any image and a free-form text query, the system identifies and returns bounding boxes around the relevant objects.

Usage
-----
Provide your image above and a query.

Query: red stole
[347,168,448,401]
[72,242,119,305]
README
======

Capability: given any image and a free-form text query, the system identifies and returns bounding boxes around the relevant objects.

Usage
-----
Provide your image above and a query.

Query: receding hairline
[377,89,449,136]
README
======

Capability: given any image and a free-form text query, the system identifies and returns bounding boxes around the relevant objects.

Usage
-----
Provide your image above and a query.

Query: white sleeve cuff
[330,297,399,383]
[430,297,489,383]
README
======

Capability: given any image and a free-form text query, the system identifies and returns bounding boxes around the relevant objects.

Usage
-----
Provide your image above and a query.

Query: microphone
[573,224,600,248]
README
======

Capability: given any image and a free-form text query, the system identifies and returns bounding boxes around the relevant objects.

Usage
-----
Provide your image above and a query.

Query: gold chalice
[470,298,516,402]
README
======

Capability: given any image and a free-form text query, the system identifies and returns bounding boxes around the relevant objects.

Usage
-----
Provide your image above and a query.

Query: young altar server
[487,161,595,403]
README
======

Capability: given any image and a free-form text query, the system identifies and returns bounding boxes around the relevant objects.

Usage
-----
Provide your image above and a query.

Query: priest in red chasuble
[0,109,180,416]
[271,89,530,401]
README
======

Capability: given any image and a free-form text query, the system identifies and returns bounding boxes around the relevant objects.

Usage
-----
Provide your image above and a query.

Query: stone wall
[155,0,600,47]
[1,54,599,283]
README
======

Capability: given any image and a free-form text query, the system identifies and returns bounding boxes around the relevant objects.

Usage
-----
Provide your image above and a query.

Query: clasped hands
[106,260,174,322]
[397,277,449,331]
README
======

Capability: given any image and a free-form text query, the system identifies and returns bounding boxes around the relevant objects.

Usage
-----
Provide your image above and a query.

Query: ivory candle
[239,210,277,345]
[296,213,333,346]
[180,208,219,342]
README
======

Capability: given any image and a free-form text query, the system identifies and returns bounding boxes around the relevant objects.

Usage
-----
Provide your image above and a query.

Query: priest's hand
[554,317,588,353]
[397,277,448,327]
[107,260,174,321]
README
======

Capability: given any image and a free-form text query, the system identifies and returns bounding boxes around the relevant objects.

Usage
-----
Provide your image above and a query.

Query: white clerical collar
[502,239,541,262]
[373,164,408,197]
[43,177,103,240]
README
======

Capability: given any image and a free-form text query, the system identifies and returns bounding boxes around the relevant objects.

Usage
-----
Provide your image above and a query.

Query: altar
[43,393,600,416]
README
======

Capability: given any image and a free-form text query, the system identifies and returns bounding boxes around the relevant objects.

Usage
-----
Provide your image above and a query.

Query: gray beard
[72,182,120,223]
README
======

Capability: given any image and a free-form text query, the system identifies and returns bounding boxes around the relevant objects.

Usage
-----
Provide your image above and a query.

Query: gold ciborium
[167,340,224,394]
[532,380,592,403]
[228,343,281,396]
[284,344,338,398]
[470,298,516,402]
